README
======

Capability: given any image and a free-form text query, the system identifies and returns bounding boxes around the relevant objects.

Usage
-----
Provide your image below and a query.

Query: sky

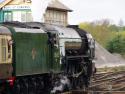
[60,0,125,25]
[0,0,5,3]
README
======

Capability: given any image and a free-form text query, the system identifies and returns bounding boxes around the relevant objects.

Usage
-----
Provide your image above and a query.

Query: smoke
[31,0,52,22]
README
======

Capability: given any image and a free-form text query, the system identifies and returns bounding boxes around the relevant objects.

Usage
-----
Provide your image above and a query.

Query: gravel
[94,42,125,68]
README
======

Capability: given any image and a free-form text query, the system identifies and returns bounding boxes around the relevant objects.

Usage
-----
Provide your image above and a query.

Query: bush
[106,34,125,54]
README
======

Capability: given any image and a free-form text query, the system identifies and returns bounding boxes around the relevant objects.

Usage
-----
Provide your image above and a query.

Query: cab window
[1,38,7,62]
[0,35,12,64]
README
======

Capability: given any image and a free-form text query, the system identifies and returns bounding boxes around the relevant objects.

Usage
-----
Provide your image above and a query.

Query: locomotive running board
[66,55,89,59]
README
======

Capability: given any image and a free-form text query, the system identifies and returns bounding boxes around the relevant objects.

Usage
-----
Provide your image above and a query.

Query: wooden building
[0,0,72,26]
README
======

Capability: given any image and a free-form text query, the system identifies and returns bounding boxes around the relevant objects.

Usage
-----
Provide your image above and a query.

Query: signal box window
[4,12,12,22]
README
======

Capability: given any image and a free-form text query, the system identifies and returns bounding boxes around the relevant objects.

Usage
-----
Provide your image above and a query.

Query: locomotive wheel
[22,79,28,94]
[13,79,29,94]
[36,77,44,94]
[13,80,21,94]
[12,76,46,94]
[28,78,37,94]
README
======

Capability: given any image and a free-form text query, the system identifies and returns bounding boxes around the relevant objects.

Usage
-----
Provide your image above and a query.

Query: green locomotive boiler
[0,22,95,94]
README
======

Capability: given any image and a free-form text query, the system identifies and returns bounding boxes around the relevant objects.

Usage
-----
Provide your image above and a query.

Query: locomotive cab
[0,26,13,88]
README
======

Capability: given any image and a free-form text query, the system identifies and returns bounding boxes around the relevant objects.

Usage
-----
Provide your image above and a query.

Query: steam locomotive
[0,22,95,94]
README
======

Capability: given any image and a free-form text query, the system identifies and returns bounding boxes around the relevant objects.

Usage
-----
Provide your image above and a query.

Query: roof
[47,0,72,12]
[0,0,12,9]
[0,26,11,35]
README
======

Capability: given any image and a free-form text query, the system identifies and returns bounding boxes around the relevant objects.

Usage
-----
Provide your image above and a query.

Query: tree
[118,19,124,27]
[106,34,125,54]
[92,19,111,26]
[109,25,119,32]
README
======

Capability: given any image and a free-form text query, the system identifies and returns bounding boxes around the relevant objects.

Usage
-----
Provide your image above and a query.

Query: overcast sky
[60,0,125,25]
[0,0,4,2]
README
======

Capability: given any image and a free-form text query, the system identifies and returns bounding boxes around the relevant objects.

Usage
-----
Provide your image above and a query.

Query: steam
[51,76,71,93]
[31,0,52,22]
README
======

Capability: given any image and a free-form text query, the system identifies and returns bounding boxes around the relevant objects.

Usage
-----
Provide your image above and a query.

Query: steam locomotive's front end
[49,25,95,89]
[65,26,95,88]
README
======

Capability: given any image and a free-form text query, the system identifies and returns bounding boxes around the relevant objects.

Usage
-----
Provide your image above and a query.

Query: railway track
[64,90,125,94]
[90,71,125,91]
[93,71,125,81]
